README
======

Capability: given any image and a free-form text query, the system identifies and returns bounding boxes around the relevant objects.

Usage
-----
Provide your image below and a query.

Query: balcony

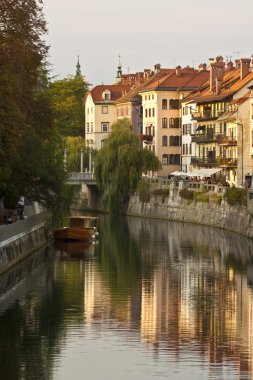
[192,111,217,121]
[217,135,237,146]
[219,158,237,167]
[192,131,220,144]
[140,134,153,144]
[191,156,219,167]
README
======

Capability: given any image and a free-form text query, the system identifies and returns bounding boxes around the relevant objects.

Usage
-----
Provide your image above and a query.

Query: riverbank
[0,212,49,274]
[126,193,253,238]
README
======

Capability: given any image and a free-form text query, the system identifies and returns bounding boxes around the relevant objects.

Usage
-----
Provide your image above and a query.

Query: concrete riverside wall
[127,194,253,239]
[0,212,49,274]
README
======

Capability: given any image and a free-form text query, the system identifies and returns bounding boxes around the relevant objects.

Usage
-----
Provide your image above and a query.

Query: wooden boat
[54,240,96,259]
[54,216,99,241]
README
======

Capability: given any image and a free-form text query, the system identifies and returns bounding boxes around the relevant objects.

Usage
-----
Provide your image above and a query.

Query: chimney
[215,72,223,95]
[210,61,225,91]
[198,63,207,71]
[176,65,182,77]
[154,63,161,74]
[240,58,251,79]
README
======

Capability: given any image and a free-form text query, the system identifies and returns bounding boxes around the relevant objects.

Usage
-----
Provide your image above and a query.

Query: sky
[43,0,253,86]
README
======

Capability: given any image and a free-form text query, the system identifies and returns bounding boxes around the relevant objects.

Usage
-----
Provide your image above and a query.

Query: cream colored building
[85,84,131,149]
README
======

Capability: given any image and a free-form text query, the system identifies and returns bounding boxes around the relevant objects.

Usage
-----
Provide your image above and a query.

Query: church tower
[115,55,122,83]
[76,55,82,77]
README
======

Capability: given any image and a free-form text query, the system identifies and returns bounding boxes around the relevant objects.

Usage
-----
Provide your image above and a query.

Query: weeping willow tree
[94,119,161,213]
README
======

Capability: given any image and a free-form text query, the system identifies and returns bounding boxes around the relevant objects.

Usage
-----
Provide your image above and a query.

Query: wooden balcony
[191,156,219,167]
[218,135,237,146]
[219,158,237,167]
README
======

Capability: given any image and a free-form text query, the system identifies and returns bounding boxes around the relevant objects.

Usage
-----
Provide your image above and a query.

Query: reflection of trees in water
[96,215,160,306]
[0,247,85,380]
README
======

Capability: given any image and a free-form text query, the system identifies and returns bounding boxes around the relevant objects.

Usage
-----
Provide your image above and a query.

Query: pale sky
[43,0,253,86]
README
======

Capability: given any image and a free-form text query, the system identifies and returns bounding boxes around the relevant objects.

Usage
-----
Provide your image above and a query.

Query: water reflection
[0,217,253,379]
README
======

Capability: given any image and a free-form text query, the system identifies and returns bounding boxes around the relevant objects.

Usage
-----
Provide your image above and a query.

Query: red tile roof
[88,84,132,103]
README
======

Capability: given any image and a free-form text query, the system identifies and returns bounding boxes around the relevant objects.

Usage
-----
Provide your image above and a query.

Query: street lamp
[64,148,67,171]
[80,147,84,173]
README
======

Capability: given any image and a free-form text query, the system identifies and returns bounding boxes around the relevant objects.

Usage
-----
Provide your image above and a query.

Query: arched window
[162,136,168,146]
[174,118,180,128]
[162,99,167,109]
[174,136,180,146]
[162,118,168,128]
[169,118,175,128]
[169,99,180,109]
[174,154,180,164]
[162,154,168,164]
[169,136,175,146]
[169,154,174,164]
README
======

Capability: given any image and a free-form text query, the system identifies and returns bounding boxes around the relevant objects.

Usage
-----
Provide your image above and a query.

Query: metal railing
[67,172,95,182]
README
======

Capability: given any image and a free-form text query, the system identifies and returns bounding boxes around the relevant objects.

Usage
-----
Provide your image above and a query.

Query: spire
[115,55,122,83]
[76,55,81,77]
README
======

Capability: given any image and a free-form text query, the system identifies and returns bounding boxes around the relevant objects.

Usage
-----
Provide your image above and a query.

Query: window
[125,107,129,116]
[90,122,93,133]
[162,136,168,146]
[162,99,167,109]
[152,94,154,100]
[101,122,109,133]
[152,108,155,117]
[102,106,108,114]
[139,106,143,116]
[169,99,180,109]
[86,122,89,133]
[162,154,168,164]
[169,118,175,128]
[162,118,168,128]
[149,109,151,117]
[145,109,148,118]
[87,108,90,115]
[102,90,111,100]
[169,136,180,146]
[174,154,180,164]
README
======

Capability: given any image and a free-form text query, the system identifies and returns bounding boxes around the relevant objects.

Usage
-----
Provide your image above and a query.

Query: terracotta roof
[229,93,250,105]
[192,69,253,104]
[178,70,209,89]
[88,84,132,103]
[140,68,199,92]
[116,70,175,104]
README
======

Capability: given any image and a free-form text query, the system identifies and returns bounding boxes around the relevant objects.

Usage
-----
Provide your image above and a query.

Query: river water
[1,215,253,380]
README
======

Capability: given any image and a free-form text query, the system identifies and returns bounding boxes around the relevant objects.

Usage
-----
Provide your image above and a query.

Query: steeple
[115,55,122,83]
[76,55,81,77]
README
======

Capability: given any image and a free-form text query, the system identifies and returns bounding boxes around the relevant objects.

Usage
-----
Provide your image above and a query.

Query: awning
[170,171,188,176]
[198,168,222,176]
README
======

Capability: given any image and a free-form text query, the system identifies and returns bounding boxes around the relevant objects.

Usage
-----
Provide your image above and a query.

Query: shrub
[137,180,151,203]
[194,192,209,203]
[224,187,247,206]
[179,189,194,200]
[209,194,222,205]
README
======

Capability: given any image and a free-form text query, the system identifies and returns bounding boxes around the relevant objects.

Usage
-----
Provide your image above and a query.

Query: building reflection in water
[82,216,253,379]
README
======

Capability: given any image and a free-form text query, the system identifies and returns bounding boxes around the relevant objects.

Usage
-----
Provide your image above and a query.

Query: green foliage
[94,119,161,212]
[65,137,88,172]
[137,180,151,203]
[224,187,247,206]
[179,189,194,200]
[152,188,170,202]
[0,0,48,194]
[47,76,89,136]
[194,192,209,203]
[209,194,222,205]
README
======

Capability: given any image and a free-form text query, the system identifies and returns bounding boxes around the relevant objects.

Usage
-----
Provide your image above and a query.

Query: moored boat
[54,216,99,241]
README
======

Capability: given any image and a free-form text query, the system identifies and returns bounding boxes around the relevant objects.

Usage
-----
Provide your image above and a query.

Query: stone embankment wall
[127,194,253,239]
[0,212,49,274]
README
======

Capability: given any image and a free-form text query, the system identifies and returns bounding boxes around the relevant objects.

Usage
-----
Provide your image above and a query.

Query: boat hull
[54,227,94,241]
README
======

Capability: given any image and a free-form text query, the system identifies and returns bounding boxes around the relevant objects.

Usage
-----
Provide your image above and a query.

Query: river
[1,215,253,380]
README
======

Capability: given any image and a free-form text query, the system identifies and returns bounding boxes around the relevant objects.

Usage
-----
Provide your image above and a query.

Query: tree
[0,0,48,193]
[94,119,161,212]
[47,75,89,137]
